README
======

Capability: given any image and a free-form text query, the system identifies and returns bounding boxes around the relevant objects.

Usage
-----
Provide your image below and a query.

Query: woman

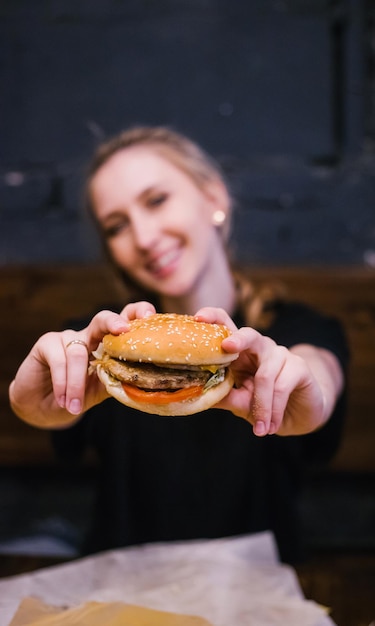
[9,126,348,563]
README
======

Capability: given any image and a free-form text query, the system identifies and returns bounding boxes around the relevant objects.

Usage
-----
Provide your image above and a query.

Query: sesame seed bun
[102,313,235,366]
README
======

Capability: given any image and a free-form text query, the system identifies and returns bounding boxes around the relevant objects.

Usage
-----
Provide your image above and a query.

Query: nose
[131,213,158,251]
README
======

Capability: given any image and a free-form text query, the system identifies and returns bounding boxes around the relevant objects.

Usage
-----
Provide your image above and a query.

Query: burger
[92,313,238,416]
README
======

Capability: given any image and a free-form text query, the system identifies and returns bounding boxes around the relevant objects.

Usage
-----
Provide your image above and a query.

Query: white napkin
[0,532,334,626]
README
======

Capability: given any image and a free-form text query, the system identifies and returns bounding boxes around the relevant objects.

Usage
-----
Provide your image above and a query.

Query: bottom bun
[96,365,234,416]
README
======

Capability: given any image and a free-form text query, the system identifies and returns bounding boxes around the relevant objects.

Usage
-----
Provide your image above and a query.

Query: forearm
[289,343,345,426]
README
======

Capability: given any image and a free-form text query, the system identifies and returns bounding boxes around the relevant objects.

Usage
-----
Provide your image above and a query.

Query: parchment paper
[0,532,335,626]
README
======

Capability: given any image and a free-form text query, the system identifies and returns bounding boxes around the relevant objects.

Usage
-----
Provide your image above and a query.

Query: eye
[147,192,168,208]
[102,217,130,238]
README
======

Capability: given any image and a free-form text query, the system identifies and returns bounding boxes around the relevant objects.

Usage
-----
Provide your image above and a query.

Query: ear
[201,178,230,222]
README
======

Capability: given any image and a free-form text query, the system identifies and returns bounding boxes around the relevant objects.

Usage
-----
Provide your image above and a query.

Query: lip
[146,246,182,279]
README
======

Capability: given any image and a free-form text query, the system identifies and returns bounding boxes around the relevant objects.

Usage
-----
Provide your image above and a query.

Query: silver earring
[212,209,226,226]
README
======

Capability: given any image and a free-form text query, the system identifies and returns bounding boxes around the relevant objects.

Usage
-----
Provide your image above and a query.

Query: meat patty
[102,357,212,390]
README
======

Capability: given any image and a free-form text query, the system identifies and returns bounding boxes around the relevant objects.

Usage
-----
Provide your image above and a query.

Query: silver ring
[66,339,89,354]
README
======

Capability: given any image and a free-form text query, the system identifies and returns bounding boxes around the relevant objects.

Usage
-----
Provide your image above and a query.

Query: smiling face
[89,145,229,299]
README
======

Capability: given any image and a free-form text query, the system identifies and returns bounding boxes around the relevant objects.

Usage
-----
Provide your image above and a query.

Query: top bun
[102,313,236,366]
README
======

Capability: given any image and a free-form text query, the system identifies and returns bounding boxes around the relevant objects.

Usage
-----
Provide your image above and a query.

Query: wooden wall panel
[1,264,374,472]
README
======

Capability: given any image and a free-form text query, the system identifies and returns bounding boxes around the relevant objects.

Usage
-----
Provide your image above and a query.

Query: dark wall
[1,0,374,266]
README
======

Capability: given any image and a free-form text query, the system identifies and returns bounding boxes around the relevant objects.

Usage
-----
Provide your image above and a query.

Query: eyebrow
[138,184,164,201]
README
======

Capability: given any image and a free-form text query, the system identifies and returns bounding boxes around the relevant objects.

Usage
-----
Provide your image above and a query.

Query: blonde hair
[233,270,286,330]
[88,126,224,187]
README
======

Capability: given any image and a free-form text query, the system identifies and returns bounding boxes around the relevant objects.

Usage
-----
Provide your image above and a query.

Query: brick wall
[0,0,374,266]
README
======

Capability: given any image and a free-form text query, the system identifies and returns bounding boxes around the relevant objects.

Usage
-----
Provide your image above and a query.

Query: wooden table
[0,549,374,626]
[295,551,375,626]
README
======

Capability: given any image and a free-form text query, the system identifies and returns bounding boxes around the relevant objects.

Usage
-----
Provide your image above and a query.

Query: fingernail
[113,319,127,329]
[68,398,82,415]
[58,395,66,409]
[254,420,266,436]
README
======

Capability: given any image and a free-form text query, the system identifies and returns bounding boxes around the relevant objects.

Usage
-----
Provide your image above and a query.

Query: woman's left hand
[195,307,344,437]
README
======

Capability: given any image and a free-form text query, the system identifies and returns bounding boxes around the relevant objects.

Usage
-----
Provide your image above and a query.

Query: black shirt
[52,302,349,563]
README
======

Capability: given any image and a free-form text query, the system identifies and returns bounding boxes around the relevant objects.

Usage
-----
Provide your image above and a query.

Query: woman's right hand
[9,302,156,429]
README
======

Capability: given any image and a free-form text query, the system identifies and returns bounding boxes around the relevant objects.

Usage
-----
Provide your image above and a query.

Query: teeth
[150,249,178,272]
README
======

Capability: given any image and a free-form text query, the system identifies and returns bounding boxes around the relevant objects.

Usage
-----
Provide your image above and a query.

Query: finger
[268,356,308,434]
[58,310,135,414]
[85,310,131,349]
[62,334,91,415]
[251,345,290,436]
[221,326,271,358]
[194,307,238,332]
[37,332,70,409]
[120,301,156,321]
[215,384,255,423]
[220,329,287,435]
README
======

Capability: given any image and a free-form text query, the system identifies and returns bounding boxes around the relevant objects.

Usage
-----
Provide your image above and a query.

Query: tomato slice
[122,383,203,405]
